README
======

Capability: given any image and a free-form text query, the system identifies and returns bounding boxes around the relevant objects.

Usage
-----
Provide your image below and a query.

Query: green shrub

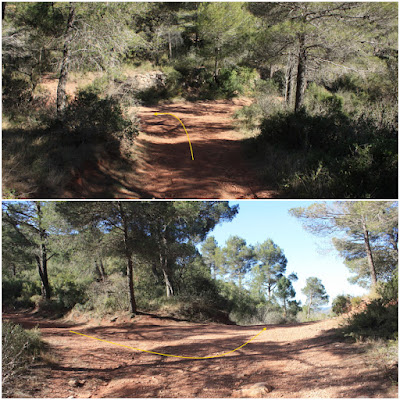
[351,296,363,308]
[344,299,398,340]
[63,87,138,144]
[80,273,130,315]
[306,82,344,115]
[2,279,24,304]
[2,279,41,307]
[377,270,398,305]
[332,294,352,315]
[2,321,43,396]
[252,107,397,198]
[231,303,287,326]
[53,278,87,309]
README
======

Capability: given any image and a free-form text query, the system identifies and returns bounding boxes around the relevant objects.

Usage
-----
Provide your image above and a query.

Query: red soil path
[63,99,279,199]
[3,311,396,398]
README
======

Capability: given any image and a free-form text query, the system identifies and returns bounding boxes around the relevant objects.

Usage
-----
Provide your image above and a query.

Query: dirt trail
[64,99,279,199]
[3,311,396,398]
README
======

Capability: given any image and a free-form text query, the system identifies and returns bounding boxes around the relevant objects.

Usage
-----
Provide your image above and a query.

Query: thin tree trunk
[2,2,6,20]
[56,3,75,119]
[94,260,106,281]
[283,299,287,317]
[361,217,378,286]
[126,253,136,314]
[160,252,173,297]
[159,229,174,297]
[214,47,220,83]
[294,34,307,112]
[267,284,272,300]
[36,202,51,300]
[307,294,313,318]
[285,52,294,106]
[162,268,174,297]
[168,31,172,59]
[118,202,137,314]
[99,259,106,280]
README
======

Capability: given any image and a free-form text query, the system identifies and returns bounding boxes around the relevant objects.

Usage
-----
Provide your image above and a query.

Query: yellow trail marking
[69,327,266,360]
[154,112,195,161]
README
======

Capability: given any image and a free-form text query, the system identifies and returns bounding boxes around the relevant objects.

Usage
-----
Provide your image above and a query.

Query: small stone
[110,317,118,322]
[68,379,85,387]
[233,382,273,398]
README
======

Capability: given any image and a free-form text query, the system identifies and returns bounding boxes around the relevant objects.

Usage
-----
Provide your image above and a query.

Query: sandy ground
[3,311,397,398]
[62,99,279,199]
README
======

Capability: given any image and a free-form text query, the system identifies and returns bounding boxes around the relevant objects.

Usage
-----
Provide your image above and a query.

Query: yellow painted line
[154,112,195,161]
[69,327,266,360]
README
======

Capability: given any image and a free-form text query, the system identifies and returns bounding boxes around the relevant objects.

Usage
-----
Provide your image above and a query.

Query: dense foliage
[3,200,333,325]
[2,2,397,198]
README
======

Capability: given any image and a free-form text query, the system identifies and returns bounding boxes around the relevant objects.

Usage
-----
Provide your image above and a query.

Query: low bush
[250,107,397,198]
[3,80,140,198]
[344,274,398,340]
[2,321,43,397]
[344,299,398,340]
[77,274,130,316]
[63,86,138,144]
[332,294,352,315]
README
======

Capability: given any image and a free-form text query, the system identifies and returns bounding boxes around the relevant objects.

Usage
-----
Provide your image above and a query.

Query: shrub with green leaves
[78,273,130,315]
[344,299,398,340]
[63,87,138,144]
[253,107,397,198]
[344,275,398,340]
[332,294,352,315]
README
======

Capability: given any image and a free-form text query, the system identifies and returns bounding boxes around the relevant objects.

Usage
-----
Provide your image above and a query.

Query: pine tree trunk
[307,294,313,318]
[214,47,220,83]
[168,31,172,59]
[159,230,174,297]
[285,52,294,106]
[294,34,307,112]
[56,3,75,119]
[163,268,174,297]
[361,217,378,286]
[36,202,51,300]
[267,284,272,300]
[126,254,137,314]
[99,259,106,281]
[118,202,137,314]
[283,299,287,317]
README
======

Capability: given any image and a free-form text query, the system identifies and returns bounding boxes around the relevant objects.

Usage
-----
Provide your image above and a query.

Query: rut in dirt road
[64,99,280,199]
[3,312,396,398]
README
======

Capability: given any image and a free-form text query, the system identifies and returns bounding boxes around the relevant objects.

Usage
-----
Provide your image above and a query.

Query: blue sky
[206,200,369,306]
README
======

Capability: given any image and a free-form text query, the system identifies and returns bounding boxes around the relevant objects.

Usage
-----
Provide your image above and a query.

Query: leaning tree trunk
[56,3,75,119]
[361,217,378,287]
[294,34,307,112]
[35,202,51,300]
[159,250,174,297]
